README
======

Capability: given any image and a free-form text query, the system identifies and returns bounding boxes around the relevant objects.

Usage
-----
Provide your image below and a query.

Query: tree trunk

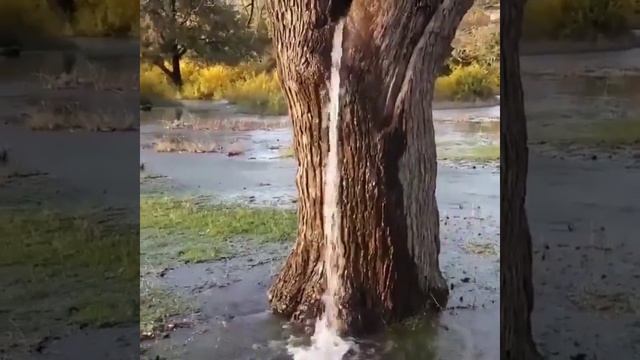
[152,52,184,88]
[501,0,541,358]
[171,52,183,87]
[266,0,472,335]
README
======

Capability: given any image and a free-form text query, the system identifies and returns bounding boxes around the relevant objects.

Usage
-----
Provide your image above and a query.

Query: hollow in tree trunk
[501,0,541,358]
[266,0,472,335]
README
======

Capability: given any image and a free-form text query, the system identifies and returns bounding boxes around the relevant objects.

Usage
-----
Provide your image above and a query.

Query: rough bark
[501,1,542,359]
[266,0,472,335]
[171,51,183,87]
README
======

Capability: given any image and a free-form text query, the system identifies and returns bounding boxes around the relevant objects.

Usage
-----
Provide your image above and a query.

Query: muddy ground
[139,101,501,360]
[523,47,640,359]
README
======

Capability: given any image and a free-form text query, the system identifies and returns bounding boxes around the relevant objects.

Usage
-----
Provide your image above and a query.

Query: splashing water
[287,19,355,360]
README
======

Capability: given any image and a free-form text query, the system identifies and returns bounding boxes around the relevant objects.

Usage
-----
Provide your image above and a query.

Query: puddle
[0,124,138,208]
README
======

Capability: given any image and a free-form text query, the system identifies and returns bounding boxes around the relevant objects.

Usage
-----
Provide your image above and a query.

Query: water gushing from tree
[287,19,355,359]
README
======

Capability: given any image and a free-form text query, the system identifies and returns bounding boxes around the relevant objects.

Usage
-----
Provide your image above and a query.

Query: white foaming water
[287,19,354,360]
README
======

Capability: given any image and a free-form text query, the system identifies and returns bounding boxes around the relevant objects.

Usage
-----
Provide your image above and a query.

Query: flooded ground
[522,47,640,359]
[140,101,500,360]
[0,38,139,359]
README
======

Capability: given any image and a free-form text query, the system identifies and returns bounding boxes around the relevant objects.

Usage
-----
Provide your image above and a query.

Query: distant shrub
[439,5,499,102]
[450,23,499,69]
[435,63,498,102]
[459,7,491,30]
[224,72,287,115]
[140,63,176,101]
[180,62,246,100]
[140,60,287,115]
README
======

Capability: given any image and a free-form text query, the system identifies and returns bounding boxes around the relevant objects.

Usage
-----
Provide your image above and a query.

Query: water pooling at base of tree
[286,19,356,360]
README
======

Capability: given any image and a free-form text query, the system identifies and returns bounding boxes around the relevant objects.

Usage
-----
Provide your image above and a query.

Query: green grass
[0,211,138,352]
[440,144,500,162]
[576,119,640,145]
[140,284,194,338]
[140,196,297,270]
[530,118,640,146]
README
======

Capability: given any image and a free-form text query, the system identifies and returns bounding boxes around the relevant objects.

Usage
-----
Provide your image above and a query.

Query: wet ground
[522,47,640,358]
[0,38,139,359]
[140,102,500,359]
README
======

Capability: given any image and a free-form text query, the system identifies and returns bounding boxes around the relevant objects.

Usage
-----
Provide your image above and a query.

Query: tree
[501,0,541,358]
[140,0,268,87]
[265,0,472,335]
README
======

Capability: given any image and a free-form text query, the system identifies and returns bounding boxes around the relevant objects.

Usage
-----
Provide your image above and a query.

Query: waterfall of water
[287,18,355,360]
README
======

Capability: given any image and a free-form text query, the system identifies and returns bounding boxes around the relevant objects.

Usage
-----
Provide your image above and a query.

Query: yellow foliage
[73,0,139,37]
[140,63,176,100]
[224,72,287,115]
[0,0,63,40]
[140,59,286,115]
[523,0,634,40]
[142,56,498,112]
[435,63,498,102]
[179,60,246,100]
[523,0,565,40]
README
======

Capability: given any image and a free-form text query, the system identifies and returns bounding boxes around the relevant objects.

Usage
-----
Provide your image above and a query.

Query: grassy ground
[140,196,297,339]
[530,118,640,146]
[0,211,138,352]
[280,144,500,163]
[140,196,297,271]
[440,144,500,163]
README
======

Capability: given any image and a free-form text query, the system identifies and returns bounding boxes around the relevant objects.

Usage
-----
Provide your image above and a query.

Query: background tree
[501,0,541,358]
[265,0,472,334]
[140,0,269,87]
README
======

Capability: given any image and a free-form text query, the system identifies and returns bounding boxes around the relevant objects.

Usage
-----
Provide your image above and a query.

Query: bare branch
[246,0,255,27]
[151,57,174,79]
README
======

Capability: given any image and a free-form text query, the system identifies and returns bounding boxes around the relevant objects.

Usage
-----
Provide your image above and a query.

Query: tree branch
[388,0,473,120]
[246,0,255,27]
[428,0,474,71]
[152,57,174,79]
